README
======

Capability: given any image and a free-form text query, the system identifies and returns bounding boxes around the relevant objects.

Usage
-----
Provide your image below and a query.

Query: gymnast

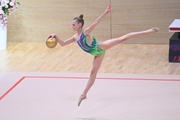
[47,4,159,106]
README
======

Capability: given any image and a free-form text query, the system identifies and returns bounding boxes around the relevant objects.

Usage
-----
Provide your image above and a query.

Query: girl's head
[72,14,84,31]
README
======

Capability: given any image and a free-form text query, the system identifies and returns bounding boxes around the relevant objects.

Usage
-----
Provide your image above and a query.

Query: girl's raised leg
[100,27,159,50]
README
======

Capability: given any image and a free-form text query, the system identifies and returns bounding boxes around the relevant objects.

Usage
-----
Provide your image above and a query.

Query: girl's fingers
[48,34,55,39]
[108,4,111,8]
[48,35,52,39]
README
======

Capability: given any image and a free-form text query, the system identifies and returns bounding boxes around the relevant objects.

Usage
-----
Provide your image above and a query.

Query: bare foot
[78,95,87,106]
[151,27,159,32]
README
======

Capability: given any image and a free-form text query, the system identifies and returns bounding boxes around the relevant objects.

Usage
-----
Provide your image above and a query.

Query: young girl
[47,4,159,106]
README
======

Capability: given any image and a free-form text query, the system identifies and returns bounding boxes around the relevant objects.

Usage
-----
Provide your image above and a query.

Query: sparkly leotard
[77,32,106,56]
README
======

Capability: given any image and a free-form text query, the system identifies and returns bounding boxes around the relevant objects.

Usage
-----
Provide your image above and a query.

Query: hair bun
[79,14,83,19]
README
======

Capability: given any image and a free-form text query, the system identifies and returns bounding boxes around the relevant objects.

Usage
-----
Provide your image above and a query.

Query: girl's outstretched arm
[47,34,76,46]
[84,4,111,35]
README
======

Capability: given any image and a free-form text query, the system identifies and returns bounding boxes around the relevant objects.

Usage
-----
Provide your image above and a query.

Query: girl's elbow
[58,41,65,46]
[61,43,65,46]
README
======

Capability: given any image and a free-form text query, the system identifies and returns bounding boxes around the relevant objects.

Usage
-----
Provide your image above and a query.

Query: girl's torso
[75,32,92,45]
[74,31,106,56]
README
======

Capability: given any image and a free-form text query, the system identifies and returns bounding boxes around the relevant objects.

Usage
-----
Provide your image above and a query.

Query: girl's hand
[105,4,111,14]
[47,34,56,39]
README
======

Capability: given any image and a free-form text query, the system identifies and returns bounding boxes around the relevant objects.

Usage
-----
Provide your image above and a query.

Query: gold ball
[46,37,57,48]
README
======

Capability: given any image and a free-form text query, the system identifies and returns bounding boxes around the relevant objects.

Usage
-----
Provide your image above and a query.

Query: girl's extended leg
[100,27,159,50]
[78,55,105,106]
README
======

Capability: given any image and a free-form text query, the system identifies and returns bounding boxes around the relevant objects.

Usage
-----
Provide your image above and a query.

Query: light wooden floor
[0,42,180,75]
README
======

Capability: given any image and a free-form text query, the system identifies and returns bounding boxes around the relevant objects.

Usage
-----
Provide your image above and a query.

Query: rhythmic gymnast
[47,4,159,106]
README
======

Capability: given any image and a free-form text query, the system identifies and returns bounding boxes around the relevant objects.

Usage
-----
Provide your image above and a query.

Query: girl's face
[72,20,82,31]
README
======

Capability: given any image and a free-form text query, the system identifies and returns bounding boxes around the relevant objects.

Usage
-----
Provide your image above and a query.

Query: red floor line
[0,76,25,101]
[24,76,180,82]
[1,75,180,101]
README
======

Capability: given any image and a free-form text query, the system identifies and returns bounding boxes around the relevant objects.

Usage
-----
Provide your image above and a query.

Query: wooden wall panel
[7,0,180,44]
[111,0,180,43]
[7,0,111,42]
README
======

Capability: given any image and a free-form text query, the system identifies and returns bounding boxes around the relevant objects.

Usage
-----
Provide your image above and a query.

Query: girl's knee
[118,35,128,41]
[124,33,132,40]
[121,32,134,40]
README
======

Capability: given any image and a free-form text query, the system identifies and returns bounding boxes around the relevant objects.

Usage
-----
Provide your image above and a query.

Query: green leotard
[77,32,106,56]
